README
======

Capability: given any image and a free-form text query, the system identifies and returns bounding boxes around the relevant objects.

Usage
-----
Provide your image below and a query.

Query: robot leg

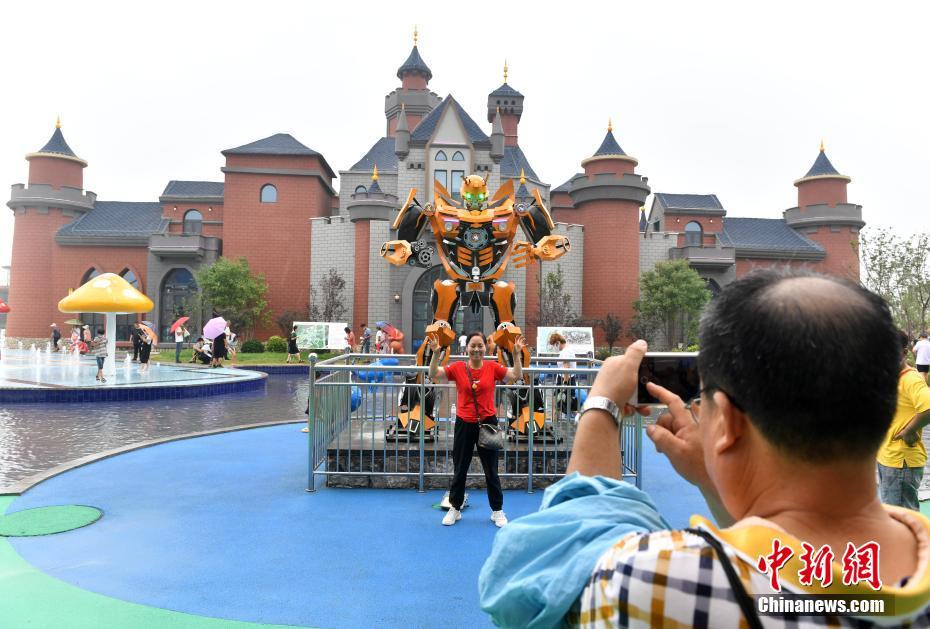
[487,281,544,434]
[394,280,459,437]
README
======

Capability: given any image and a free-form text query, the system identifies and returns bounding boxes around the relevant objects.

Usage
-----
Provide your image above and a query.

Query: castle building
[5,40,864,348]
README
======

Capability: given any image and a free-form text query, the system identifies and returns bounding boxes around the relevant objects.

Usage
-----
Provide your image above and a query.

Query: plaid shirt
[566,515,930,628]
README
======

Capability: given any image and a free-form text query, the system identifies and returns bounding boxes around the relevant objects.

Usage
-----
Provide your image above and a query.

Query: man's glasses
[685,385,743,424]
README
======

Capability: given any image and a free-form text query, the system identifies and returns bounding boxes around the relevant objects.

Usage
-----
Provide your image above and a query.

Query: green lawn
[145,349,335,365]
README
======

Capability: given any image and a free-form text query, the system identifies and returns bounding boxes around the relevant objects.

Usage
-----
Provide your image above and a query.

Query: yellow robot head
[460,175,488,212]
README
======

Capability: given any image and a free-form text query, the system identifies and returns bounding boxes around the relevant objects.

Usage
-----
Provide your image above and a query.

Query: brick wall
[367,221,392,325]
[797,178,847,208]
[27,157,83,189]
[797,225,861,280]
[163,202,224,237]
[222,154,333,338]
[309,216,355,326]
[8,206,150,338]
[572,199,641,345]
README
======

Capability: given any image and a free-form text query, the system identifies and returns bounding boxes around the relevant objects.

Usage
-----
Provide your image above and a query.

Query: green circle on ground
[0,505,103,537]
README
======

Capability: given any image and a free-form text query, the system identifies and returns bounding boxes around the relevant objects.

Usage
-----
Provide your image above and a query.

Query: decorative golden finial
[413,25,418,46]
[496,105,501,114]
[372,165,379,181]
[504,60,509,83]
[820,138,825,152]
[56,115,61,129]
[519,168,526,185]
[608,118,613,132]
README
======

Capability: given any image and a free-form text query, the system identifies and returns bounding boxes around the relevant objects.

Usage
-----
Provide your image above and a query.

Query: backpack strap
[685,527,764,629]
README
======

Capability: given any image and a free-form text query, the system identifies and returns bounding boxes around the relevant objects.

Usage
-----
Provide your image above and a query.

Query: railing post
[527,373,535,494]
[306,353,318,493]
[418,374,426,493]
[634,412,643,489]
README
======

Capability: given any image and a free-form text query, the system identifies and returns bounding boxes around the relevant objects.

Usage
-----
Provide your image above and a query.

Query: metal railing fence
[306,353,642,493]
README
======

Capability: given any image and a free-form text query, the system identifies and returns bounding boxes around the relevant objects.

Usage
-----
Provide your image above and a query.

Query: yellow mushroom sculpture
[58,273,154,377]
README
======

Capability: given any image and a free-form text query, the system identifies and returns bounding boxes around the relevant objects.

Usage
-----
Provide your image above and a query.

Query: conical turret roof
[396,46,432,82]
[803,150,840,178]
[795,143,850,185]
[38,127,78,157]
[593,128,626,157]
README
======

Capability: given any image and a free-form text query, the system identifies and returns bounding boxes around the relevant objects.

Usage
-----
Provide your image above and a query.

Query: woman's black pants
[449,417,503,511]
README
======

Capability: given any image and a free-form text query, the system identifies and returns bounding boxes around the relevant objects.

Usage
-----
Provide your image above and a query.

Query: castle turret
[487,61,523,147]
[784,141,863,279]
[7,119,96,338]
[385,27,441,136]
[347,167,398,330]
[568,120,650,344]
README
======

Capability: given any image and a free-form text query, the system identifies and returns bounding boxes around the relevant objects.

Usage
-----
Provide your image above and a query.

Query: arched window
[183,210,203,235]
[705,278,722,298]
[160,268,199,340]
[354,185,367,195]
[452,151,465,161]
[434,150,448,161]
[685,221,703,247]
[116,269,141,340]
[81,267,100,284]
[260,184,277,203]
[411,266,482,352]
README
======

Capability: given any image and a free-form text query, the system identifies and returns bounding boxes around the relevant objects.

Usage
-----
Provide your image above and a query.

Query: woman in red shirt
[427,330,525,527]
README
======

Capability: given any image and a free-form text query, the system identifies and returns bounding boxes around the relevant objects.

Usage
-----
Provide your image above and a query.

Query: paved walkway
[1,424,708,628]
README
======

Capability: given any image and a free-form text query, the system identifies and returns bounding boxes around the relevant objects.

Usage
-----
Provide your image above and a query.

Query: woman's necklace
[469,359,482,390]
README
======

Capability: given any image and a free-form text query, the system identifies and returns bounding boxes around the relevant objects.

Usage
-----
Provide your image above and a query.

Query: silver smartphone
[631,352,700,405]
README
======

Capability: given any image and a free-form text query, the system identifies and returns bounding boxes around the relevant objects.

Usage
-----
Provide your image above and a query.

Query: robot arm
[513,189,570,267]
[382,188,435,267]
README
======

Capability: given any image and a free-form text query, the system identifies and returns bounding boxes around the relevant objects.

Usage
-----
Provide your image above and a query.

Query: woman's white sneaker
[442,507,462,526]
[490,510,508,527]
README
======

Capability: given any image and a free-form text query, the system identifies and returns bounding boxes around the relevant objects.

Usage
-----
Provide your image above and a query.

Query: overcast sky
[1,0,927,267]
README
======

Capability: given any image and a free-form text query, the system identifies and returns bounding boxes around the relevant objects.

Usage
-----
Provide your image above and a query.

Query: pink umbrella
[203,317,227,340]
[0,299,9,314]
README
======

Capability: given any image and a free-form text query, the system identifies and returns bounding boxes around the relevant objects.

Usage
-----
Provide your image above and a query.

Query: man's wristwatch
[578,395,622,427]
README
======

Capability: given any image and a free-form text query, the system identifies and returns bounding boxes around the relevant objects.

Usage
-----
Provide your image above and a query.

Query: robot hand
[534,234,571,261]
[512,241,538,268]
[380,240,413,266]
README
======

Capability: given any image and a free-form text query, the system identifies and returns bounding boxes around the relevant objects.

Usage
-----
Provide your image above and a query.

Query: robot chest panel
[460,223,492,251]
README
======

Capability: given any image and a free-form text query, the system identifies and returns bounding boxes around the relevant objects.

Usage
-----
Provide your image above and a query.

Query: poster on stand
[536,326,594,359]
[293,322,348,350]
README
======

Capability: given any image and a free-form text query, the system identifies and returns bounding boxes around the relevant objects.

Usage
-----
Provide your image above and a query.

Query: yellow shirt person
[877,366,930,510]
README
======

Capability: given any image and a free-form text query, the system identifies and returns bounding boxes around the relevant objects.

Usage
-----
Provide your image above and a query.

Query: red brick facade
[221,154,334,339]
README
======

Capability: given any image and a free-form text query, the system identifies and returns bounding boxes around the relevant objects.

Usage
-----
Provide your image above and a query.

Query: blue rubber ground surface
[7,424,707,628]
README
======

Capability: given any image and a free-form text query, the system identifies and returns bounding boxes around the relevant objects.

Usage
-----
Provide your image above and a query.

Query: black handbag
[466,365,504,450]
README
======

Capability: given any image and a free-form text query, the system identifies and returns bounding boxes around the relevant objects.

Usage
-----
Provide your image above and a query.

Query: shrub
[595,347,612,361]
[265,335,288,353]
[240,339,264,353]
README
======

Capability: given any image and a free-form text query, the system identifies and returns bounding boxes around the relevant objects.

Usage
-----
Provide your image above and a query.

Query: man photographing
[480,270,930,627]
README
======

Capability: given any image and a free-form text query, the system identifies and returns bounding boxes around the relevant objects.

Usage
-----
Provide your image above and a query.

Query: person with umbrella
[171,316,190,363]
[203,316,227,368]
[138,322,155,374]
[130,321,142,362]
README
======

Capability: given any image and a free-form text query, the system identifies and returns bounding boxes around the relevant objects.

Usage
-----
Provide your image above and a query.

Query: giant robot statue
[381,174,570,437]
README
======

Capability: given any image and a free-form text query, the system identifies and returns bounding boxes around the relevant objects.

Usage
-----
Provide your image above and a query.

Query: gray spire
[394,104,410,158]
[490,108,504,161]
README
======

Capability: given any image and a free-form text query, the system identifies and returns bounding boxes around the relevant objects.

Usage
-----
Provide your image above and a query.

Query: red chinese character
[841,541,882,590]
[798,542,834,588]
[757,538,794,592]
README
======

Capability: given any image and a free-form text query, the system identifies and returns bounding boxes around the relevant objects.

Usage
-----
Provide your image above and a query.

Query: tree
[599,314,623,352]
[539,264,579,326]
[196,257,270,338]
[860,227,930,338]
[309,268,347,322]
[276,310,303,335]
[633,260,711,350]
